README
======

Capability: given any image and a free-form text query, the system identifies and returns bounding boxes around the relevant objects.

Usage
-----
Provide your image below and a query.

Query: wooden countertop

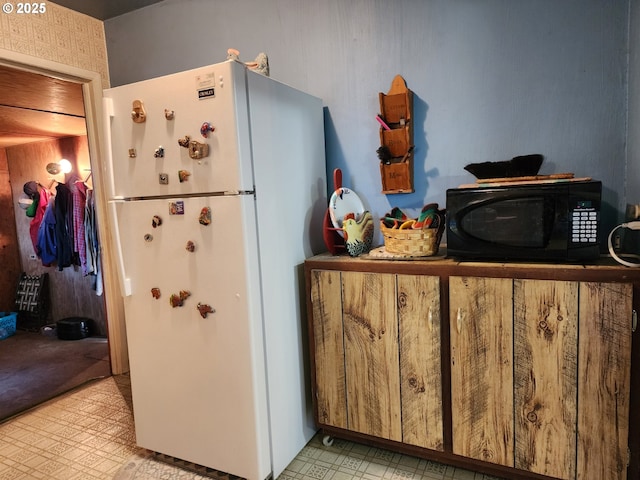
[305,251,640,283]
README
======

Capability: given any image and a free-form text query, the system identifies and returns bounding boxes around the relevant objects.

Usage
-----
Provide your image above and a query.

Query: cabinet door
[577,282,632,480]
[342,271,402,441]
[310,270,347,429]
[514,279,578,480]
[398,274,444,451]
[450,276,514,466]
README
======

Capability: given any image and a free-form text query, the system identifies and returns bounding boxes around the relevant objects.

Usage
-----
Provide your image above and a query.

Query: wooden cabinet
[449,276,515,467]
[342,272,402,441]
[305,255,639,480]
[309,269,346,430]
[512,279,578,479]
[450,277,632,479]
[397,274,443,450]
[577,282,632,480]
[309,270,443,450]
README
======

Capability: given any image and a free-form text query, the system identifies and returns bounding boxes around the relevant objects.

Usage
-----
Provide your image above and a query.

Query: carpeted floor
[0,328,110,420]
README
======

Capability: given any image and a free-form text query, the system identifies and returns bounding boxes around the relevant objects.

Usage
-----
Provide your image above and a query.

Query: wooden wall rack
[378,75,413,194]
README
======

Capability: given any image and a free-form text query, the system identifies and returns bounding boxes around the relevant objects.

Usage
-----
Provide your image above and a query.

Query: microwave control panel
[569,200,598,245]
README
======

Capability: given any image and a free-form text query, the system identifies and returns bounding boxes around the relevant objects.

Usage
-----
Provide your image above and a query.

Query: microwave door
[458,196,554,248]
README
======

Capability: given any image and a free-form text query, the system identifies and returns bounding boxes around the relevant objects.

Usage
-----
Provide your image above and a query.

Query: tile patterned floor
[281,436,504,480]
[0,375,502,480]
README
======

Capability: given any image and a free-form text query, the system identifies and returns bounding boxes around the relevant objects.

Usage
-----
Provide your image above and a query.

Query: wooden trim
[305,253,640,283]
[317,425,558,480]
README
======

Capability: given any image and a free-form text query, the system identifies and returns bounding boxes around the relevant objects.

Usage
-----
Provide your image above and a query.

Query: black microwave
[446,180,602,261]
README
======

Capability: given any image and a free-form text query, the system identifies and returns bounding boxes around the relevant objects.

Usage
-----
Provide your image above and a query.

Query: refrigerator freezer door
[104,60,254,198]
[113,195,270,480]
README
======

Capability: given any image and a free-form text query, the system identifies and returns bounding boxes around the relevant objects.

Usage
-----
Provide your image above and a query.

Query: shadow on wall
[322,107,348,195]
[600,185,620,252]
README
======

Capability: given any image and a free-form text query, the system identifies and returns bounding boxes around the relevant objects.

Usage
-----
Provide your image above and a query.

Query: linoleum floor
[0,376,503,480]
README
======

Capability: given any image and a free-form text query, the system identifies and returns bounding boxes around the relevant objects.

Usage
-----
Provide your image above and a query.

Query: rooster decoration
[342,211,374,257]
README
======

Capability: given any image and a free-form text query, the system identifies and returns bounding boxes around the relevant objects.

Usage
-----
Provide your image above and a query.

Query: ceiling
[49,0,164,20]
[0,65,87,149]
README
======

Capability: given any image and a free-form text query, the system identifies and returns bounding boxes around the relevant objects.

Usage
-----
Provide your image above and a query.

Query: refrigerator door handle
[108,200,133,297]
[103,97,118,199]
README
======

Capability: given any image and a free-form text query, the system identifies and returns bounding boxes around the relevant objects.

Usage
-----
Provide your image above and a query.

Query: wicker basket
[380,222,443,256]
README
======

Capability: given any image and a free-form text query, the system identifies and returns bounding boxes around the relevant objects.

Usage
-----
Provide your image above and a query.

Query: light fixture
[45,159,73,175]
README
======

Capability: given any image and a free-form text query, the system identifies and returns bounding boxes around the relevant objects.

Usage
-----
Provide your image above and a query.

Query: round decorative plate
[329,187,365,237]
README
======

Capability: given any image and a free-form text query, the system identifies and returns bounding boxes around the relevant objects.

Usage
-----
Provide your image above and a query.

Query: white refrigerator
[103,59,326,480]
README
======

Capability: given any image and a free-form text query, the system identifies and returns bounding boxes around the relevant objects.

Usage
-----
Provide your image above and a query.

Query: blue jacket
[37,198,56,267]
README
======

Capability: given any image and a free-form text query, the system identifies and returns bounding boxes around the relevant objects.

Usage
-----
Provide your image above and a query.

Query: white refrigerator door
[104,60,253,199]
[112,195,270,480]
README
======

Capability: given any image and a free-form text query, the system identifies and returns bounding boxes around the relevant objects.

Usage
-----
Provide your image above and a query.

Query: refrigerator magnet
[178,170,191,183]
[169,290,190,308]
[178,135,191,148]
[151,288,161,299]
[169,201,185,215]
[154,146,165,158]
[188,140,209,160]
[164,109,175,120]
[185,241,195,252]
[198,206,212,225]
[200,121,215,137]
[131,100,146,123]
[170,294,181,307]
[159,173,169,185]
[197,303,215,318]
[152,215,162,228]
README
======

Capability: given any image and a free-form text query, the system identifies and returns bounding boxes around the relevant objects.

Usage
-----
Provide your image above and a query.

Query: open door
[0,48,129,375]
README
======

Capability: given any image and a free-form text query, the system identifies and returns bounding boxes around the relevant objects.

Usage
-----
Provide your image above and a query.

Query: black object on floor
[14,272,50,331]
[57,317,92,340]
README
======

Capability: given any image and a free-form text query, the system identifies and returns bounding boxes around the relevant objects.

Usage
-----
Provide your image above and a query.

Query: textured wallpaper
[0,2,109,87]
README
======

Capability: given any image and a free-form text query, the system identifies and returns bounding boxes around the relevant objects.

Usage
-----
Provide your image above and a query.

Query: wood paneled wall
[0,148,22,311]
[4,137,107,336]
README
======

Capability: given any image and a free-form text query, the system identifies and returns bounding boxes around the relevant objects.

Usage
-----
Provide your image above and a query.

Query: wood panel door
[342,271,401,441]
[513,279,578,480]
[397,274,443,450]
[577,282,632,480]
[310,269,347,429]
[449,276,514,466]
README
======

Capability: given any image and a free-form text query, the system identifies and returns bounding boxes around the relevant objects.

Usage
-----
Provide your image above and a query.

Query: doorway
[0,50,128,419]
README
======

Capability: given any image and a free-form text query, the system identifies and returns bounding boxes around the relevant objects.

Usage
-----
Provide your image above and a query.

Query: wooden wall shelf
[378,75,414,194]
